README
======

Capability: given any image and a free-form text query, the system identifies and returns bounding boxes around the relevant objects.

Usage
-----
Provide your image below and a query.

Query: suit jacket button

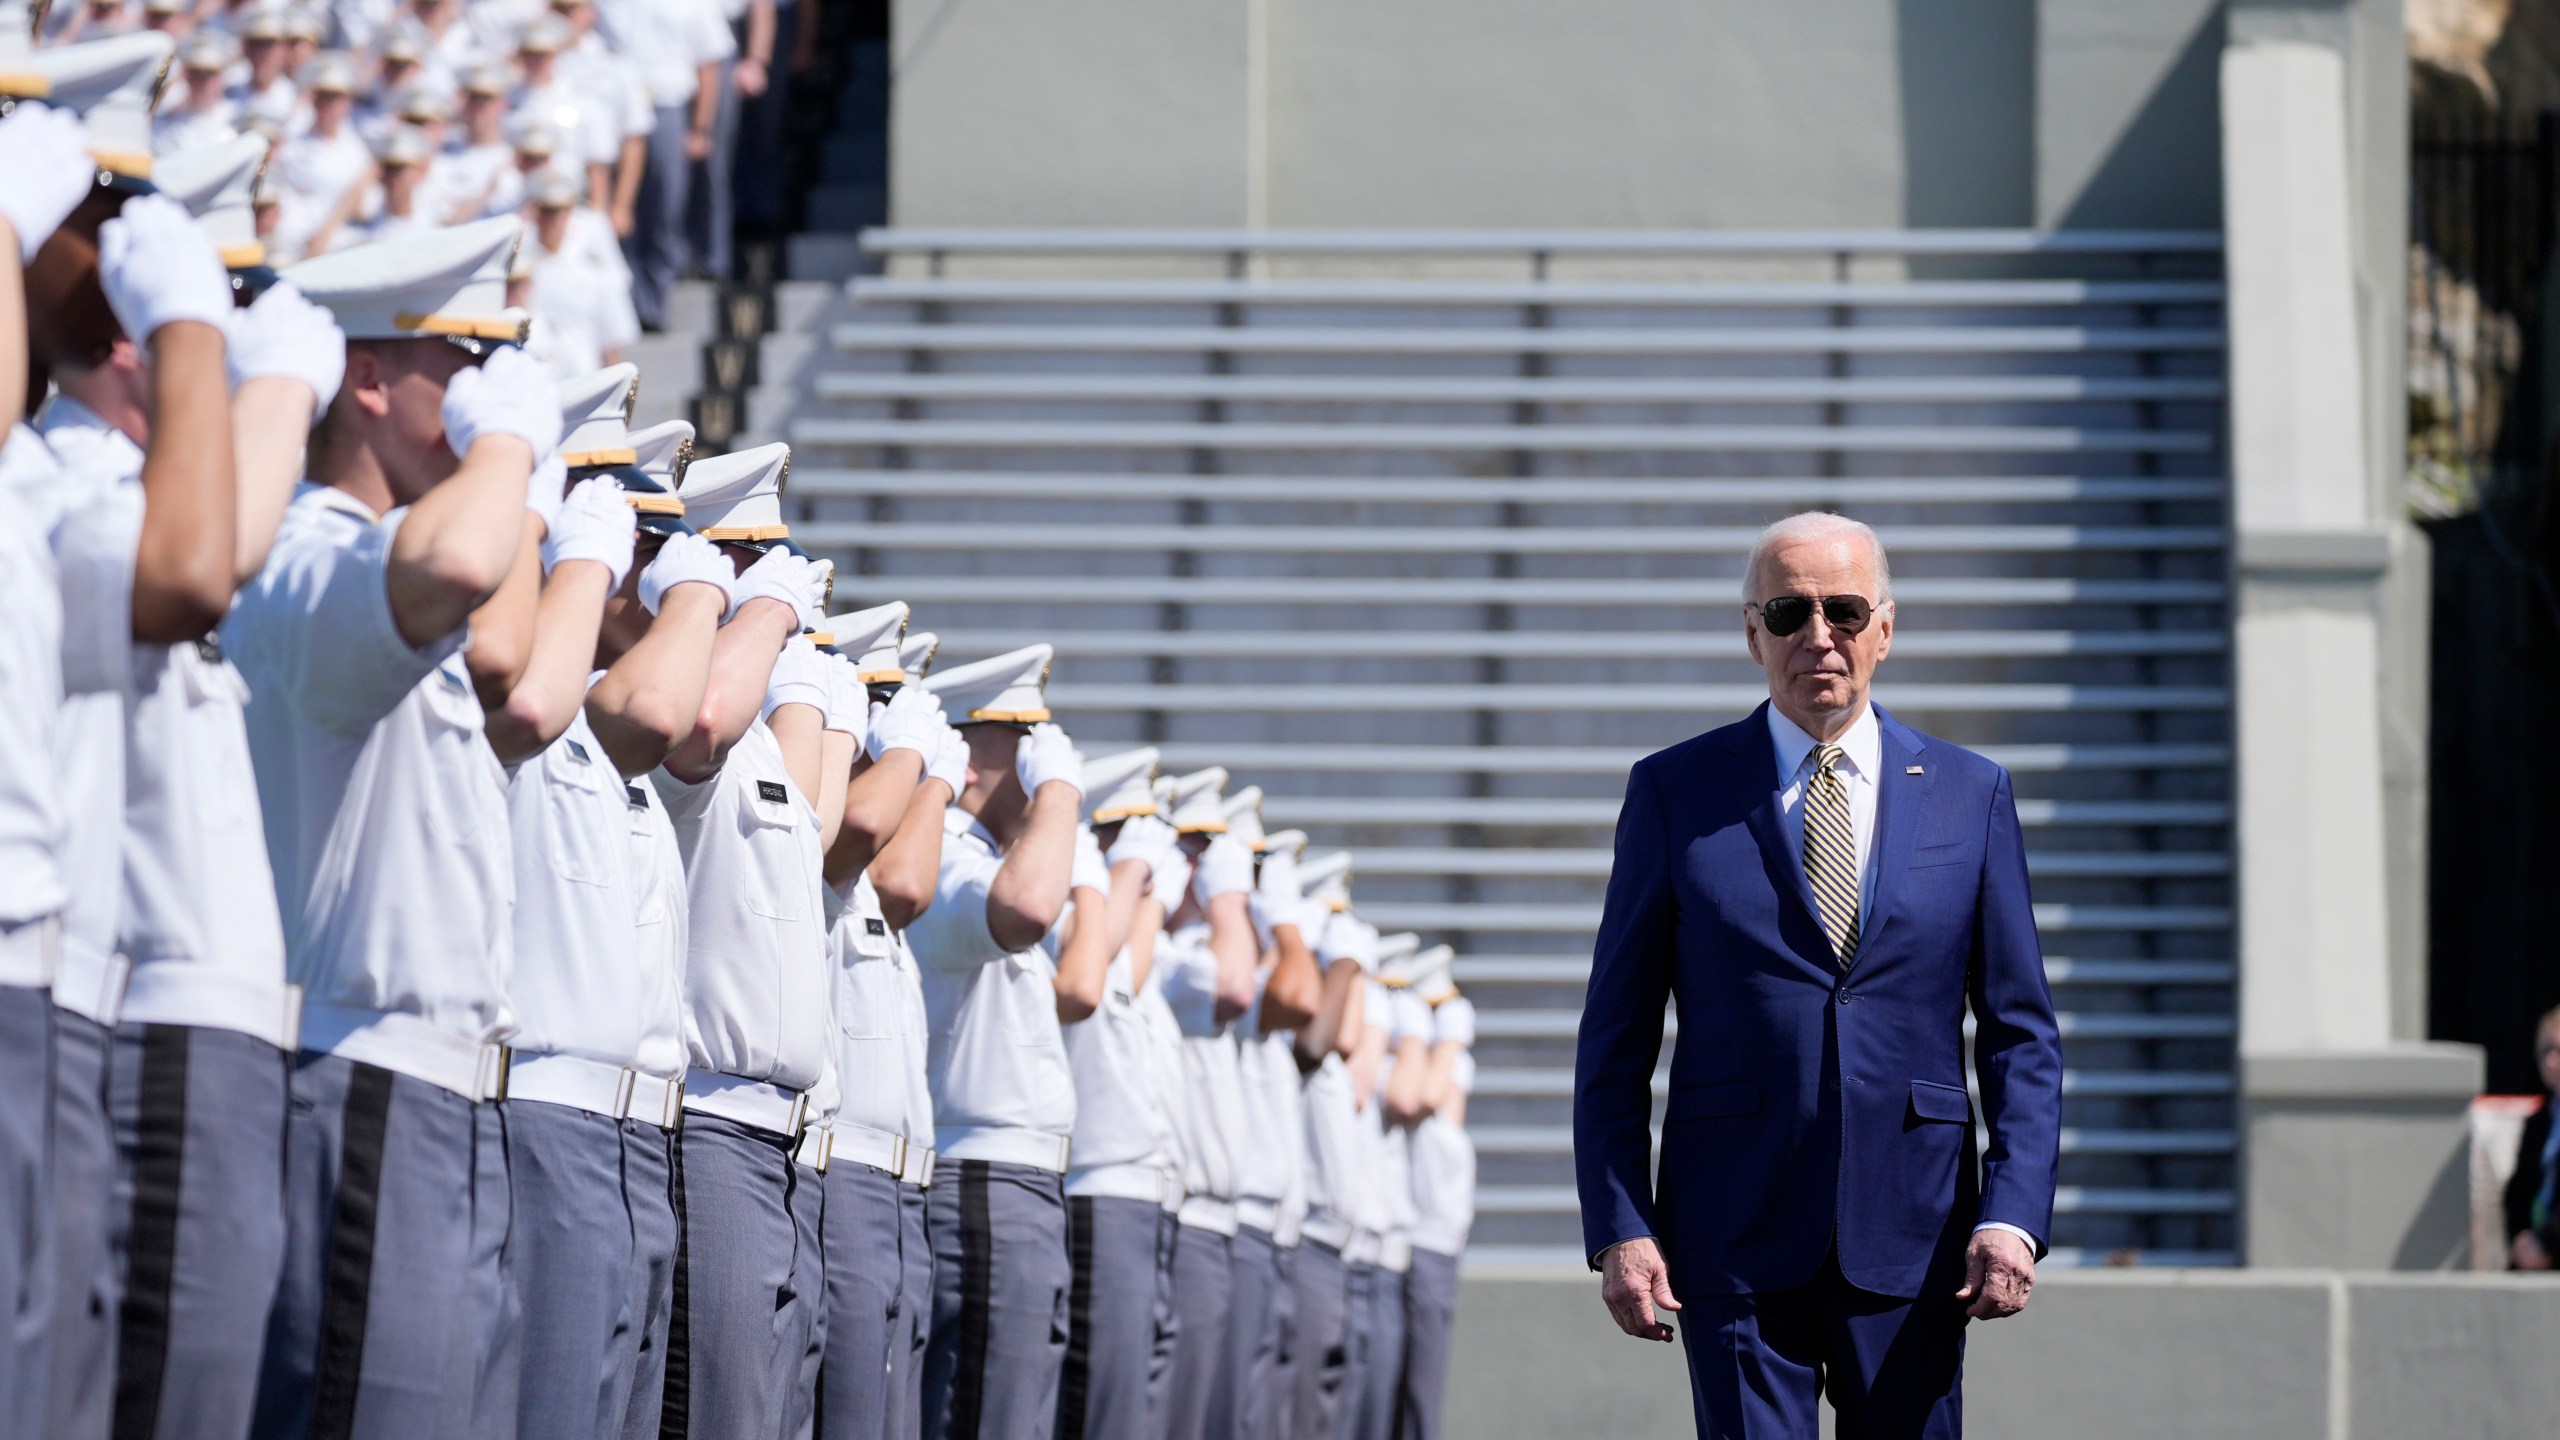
[1836,990,1854,1005]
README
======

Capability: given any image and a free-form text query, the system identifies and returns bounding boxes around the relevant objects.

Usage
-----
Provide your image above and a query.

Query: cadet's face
[1742,535,1894,739]
[366,341,481,498]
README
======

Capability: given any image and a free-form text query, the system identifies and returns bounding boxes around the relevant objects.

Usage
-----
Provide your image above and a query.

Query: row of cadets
[649,433,838,1438]
[1397,945,1478,1440]
[1050,745,1187,1440]
[898,641,1087,1436]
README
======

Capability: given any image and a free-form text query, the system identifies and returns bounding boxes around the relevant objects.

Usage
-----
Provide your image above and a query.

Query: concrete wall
[1452,1268,2560,1439]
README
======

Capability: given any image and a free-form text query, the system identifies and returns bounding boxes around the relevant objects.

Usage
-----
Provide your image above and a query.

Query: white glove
[1318,914,1377,971]
[1071,827,1110,895]
[865,683,944,762]
[925,719,968,796]
[1191,834,1255,904]
[542,475,636,588]
[1013,722,1083,800]
[524,454,569,527]
[223,281,344,408]
[798,558,835,630]
[821,653,864,737]
[761,635,830,720]
[1104,813,1179,875]
[440,346,563,465]
[1148,849,1193,908]
[97,193,235,342]
[638,531,733,616]
[729,547,814,621]
[0,104,97,262]
[1256,846,1302,910]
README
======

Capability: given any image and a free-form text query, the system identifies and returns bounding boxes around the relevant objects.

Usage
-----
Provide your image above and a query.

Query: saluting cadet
[1290,866,1376,1440]
[1225,809,1327,1440]
[37,152,340,1440]
[1053,749,1184,1440]
[1398,950,1475,1440]
[17,35,225,1438]
[598,413,730,1440]
[1352,945,1431,1440]
[905,643,1084,1440]
[649,440,837,1440]
[811,599,953,1440]
[1154,768,1263,1440]
[228,214,556,1438]
[0,94,98,1438]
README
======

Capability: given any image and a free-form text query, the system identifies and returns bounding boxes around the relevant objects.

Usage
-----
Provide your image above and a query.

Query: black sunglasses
[1749,594,1876,637]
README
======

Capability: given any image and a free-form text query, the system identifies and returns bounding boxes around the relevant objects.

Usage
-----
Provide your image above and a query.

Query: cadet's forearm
[1052,887,1110,1023]
[1383,1035,1430,1124]
[827,748,924,885]
[1260,922,1321,1035]
[463,524,542,710]
[130,321,238,642]
[660,596,794,782]
[1296,956,1363,1065]
[868,776,950,930]
[0,224,26,420]
[1126,899,1167,993]
[1102,857,1147,958]
[386,433,532,649]
[813,726,856,852]
[1206,891,1258,1024]
[587,582,723,778]
[768,701,823,813]
[984,782,1078,952]
[484,558,611,764]
[229,376,316,586]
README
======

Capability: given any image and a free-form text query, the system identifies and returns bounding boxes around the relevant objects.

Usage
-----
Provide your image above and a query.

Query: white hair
[1742,511,1893,603]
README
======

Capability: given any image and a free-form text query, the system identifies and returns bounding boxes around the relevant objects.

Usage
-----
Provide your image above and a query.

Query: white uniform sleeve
[691,0,736,64]
[1069,825,1109,896]
[1433,996,1477,1047]
[906,841,1010,971]
[1390,988,1431,1046]
[224,505,462,737]
[49,484,140,698]
[1155,929,1222,1039]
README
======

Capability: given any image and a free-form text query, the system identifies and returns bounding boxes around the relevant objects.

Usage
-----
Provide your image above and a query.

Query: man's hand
[1955,1227,2035,1320]
[2514,1231,2553,1271]
[1599,1237,1679,1342]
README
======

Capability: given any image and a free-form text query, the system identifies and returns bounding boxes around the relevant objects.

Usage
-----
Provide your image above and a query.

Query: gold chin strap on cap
[1177,821,1229,835]
[561,447,639,468]
[0,74,50,99]
[1090,802,1159,824]
[219,242,266,268]
[856,667,904,684]
[93,148,153,179]
[967,706,1051,725]
[699,523,790,542]
[396,312,533,344]
[625,494,685,515]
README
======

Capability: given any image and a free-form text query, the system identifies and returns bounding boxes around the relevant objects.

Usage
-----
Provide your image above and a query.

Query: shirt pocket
[543,740,619,888]
[181,653,262,836]
[736,780,809,924]
[1909,1079,1973,1125]
[417,659,494,847]
[1003,951,1059,1047]
[834,911,897,1040]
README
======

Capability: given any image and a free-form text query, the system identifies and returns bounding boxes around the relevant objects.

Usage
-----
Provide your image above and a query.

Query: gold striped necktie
[1803,743,1860,967]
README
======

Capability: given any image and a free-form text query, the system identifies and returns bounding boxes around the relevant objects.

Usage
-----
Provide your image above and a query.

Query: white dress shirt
[623,768,690,1081]
[1062,945,1180,1204]
[502,710,646,1066]
[826,871,936,1152]
[1408,997,1477,1258]
[1159,924,1246,1229]
[908,807,1076,1162]
[0,430,68,955]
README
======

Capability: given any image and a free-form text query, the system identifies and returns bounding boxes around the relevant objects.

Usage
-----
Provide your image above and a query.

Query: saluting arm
[867,773,950,932]
[983,778,1077,952]
[129,320,239,643]
[658,595,794,782]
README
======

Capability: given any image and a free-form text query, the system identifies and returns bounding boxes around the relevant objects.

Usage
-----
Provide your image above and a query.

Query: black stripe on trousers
[1055,1196,1097,1440]
[110,1024,190,1440]
[658,1126,694,1440]
[948,1162,993,1440]
[309,1062,396,1440]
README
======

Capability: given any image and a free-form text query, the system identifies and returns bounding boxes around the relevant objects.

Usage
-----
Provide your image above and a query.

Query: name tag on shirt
[626,784,648,809]
[193,634,222,665]
[864,917,887,937]
[565,738,592,766]
[757,780,789,805]
[437,664,471,697]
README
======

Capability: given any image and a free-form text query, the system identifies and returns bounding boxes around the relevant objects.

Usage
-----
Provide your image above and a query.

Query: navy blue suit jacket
[1572,703,2063,1300]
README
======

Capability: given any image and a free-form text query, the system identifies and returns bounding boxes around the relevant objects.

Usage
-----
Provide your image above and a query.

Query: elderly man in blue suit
[1573,512,2063,1438]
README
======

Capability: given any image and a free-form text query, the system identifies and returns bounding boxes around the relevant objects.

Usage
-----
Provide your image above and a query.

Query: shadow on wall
[2048,2,2226,231]
[1896,0,2036,228]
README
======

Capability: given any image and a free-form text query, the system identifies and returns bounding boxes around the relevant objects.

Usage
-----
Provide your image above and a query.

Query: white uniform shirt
[1062,942,1179,1199]
[592,0,733,108]
[224,485,516,1092]
[152,103,241,156]
[652,716,829,1090]
[1409,997,1477,1257]
[503,709,649,1065]
[0,430,68,951]
[32,408,135,1021]
[1298,1052,1366,1247]
[907,807,1075,1155]
[1232,984,1301,1211]
[1158,923,1245,1210]
[41,403,292,1042]
[623,771,690,1080]
[1136,957,1190,1212]
[827,871,934,1144]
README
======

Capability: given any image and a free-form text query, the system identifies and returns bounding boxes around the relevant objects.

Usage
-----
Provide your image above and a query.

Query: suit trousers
[253,1052,519,1440]
[1676,1252,1965,1440]
[105,1023,288,1440]
[0,984,50,1439]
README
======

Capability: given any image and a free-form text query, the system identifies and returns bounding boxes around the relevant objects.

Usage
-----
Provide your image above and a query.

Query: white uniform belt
[792,1126,833,1172]
[302,1004,511,1101]
[1379,1233,1414,1273]
[937,1125,1072,1174]
[509,1053,685,1130]
[1343,1229,1383,1267]
[118,965,300,1051]
[900,1140,937,1189]
[52,944,129,1025]
[1235,1197,1280,1233]
[1066,1161,1179,1208]
[1178,1195,1239,1236]
[683,1068,811,1140]
[825,1121,909,1179]
[1409,1235,1465,1259]
[0,914,58,988]
[1299,1211,1354,1251]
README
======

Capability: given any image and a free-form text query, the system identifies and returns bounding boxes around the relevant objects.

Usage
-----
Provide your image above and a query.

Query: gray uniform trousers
[1336,1264,1380,1440]
[1349,1265,1403,1440]
[1145,1209,1179,1426]
[51,1005,120,1440]
[253,1052,519,1440]
[818,1162,906,1440]
[0,983,52,1438]
[1161,1222,1233,1440]
[106,1023,288,1440]
[624,103,692,330]
[1215,1224,1285,1440]
[1265,1242,1299,1438]
[1286,1240,1353,1440]
[790,1158,829,1440]
[658,1111,824,1440]
[1052,1196,1167,1440]
[617,1120,679,1440]
[503,1100,645,1439]
[892,1181,931,1440]
[922,1159,1070,1440]
[1393,1250,1459,1440]
[687,49,737,279]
